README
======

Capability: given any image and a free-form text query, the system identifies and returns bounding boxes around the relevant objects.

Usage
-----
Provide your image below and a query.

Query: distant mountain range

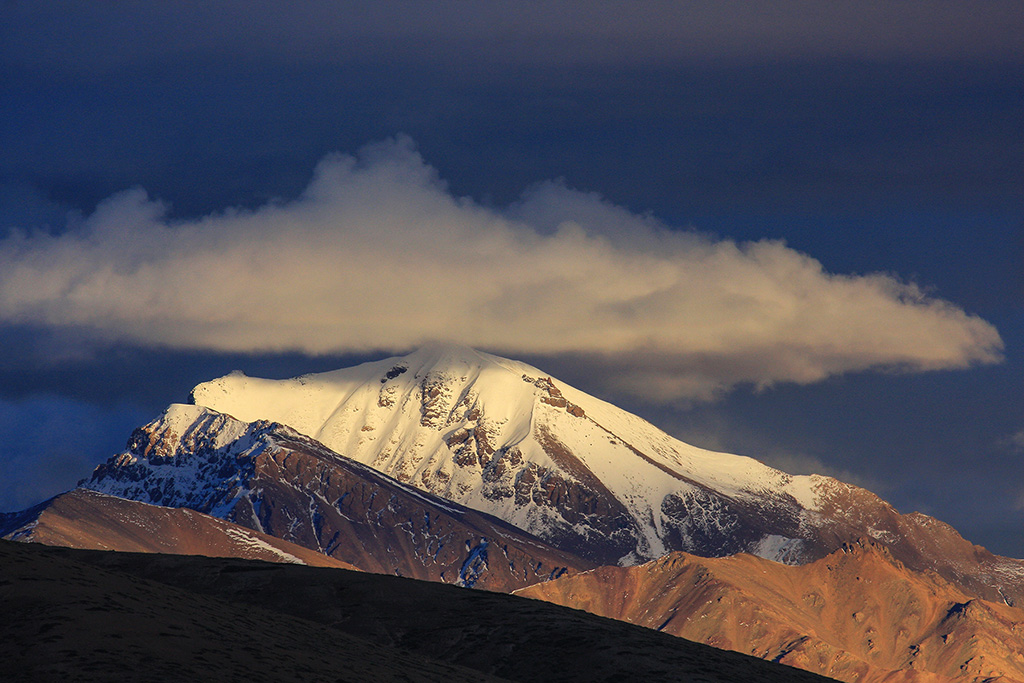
[3,344,1023,682]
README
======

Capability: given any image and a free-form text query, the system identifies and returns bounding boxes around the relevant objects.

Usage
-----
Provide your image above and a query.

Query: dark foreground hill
[0,540,835,683]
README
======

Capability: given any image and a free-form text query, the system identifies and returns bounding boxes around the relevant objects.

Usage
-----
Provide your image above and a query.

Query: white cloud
[0,137,1003,402]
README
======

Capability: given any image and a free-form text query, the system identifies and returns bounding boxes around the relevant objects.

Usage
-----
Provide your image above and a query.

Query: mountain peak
[160,402,223,432]
[370,344,540,394]
[401,342,496,369]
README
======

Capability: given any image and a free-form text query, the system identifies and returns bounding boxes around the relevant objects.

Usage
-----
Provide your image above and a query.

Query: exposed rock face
[188,344,1024,604]
[517,539,1024,683]
[82,404,591,591]
[0,488,354,569]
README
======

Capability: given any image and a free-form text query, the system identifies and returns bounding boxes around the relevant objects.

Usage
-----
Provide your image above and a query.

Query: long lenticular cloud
[0,137,1002,401]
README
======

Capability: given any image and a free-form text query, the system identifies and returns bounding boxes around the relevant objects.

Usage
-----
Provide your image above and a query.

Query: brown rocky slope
[0,488,357,569]
[517,538,1024,683]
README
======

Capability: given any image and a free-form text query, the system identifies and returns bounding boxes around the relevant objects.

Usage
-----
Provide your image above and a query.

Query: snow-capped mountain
[186,344,1024,603]
[82,403,590,591]
[188,344,815,565]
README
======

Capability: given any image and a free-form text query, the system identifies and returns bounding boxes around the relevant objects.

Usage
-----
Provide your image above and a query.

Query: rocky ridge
[82,403,591,591]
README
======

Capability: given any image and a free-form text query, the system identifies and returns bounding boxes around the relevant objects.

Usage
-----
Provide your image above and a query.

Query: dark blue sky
[1,2,1022,554]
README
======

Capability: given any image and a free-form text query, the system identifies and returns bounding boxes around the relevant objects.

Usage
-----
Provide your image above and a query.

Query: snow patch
[223,526,305,564]
[457,539,489,587]
[751,534,805,565]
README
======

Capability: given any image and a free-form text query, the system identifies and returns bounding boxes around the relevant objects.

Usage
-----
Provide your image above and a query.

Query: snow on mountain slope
[186,344,820,564]
[82,403,591,591]
[188,344,1024,605]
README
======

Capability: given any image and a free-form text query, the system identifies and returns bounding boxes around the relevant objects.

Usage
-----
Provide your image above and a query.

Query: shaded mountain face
[82,404,591,591]
[186,344,1024,603]
[0,540,838,683]
[517,539,1024,683]
[0,488,356,569]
